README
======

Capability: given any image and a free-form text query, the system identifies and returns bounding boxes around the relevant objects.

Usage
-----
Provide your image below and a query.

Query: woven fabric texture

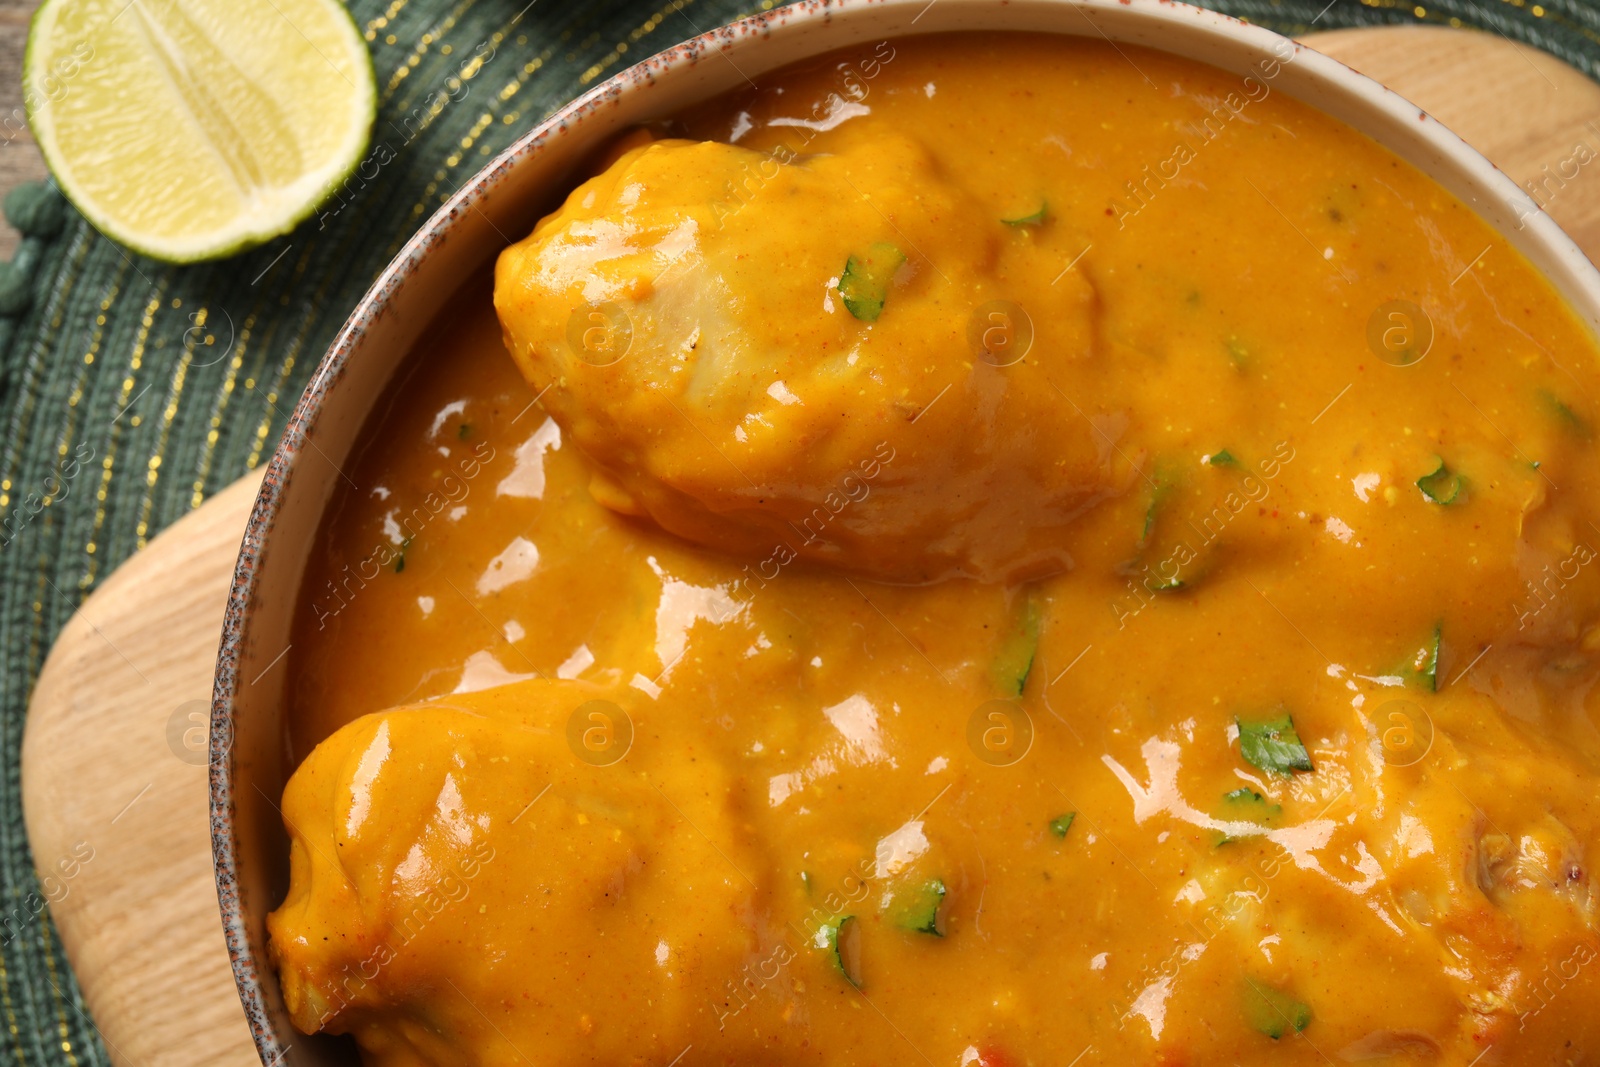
[0,0,1590,1061]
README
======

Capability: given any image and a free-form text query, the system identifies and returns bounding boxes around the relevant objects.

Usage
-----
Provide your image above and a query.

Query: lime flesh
[25,0,377,262]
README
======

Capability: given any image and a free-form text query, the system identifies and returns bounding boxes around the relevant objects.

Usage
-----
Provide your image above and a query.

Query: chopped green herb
[1222,787,1281,816]
[394,536,413,574]
[800,871,812,894]
[892,880,947,936]
[1215,788,1282,844]
[1048,812,1076,838]
[457,422,471,439]
[817,915,862,987]
[1147,574,1184,593]
[1237,712,1313,777]
[1400,623,1441,692]
[1225,336,1251,371]
[1243,977,1312,1039]
[1206,450,1237,467]
[1002,201,1048,227]
[1215,788,1281,844]
[1416,456,1463,505]
[1141,474,1177,547]
[1539,389,1592,439]
[992,590,1042,697]
[838,243,905,321]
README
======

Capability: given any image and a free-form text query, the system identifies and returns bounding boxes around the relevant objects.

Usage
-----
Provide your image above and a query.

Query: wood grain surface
[18,25,1600,1067]
[0,0,49,262]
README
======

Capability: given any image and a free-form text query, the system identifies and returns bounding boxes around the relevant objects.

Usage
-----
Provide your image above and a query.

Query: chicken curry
[268,32,1600,1067]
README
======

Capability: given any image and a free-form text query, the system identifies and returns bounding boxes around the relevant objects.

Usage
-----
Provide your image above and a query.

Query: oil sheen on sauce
[270,33,1600,1067]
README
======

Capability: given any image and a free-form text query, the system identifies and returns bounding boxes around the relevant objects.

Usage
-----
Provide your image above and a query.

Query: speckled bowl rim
[210,1,1600,1062]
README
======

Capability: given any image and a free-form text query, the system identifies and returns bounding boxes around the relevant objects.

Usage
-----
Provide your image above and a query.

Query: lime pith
[24,0,377,263]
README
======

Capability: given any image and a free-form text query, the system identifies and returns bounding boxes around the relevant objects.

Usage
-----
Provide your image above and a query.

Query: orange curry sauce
[270,33,1600,1067]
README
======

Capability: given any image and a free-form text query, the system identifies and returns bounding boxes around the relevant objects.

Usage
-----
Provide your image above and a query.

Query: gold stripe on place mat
[452,28,499,82]
[486,36,564,131]
[190,313,257,509]
[0,230,92,515]
[47,265,131,516]
[70,263,129,385]
[477,42,558,143]
[390,27,559,250]
[236,103,425,463]
[391,0,625,244]
[216,310,292,475]
[80,288,165,589]
[132,333,198,548]
[579,35,636,86]
[2,264,122,513]
[365,0,412,39]
[188,276,305,508]
[240,235,350,474]
[388,0,672,250]
[17,578,59,1065]
[569,28,603,60]
[245,331,309,472]
[1533,4,1600,48]
[175,233,329,512]
[36,919,79,1067]
[384,80,456,146]
[443,110,498,169]
[471,0,712,169]
[382,0,520,149]
[382,0,479,99]
[218,239,324,470]
[0,947,27,1065]
[581,0,710,92]
[399,20,571,223]
[238,373,280,473]
[488,14,559,102]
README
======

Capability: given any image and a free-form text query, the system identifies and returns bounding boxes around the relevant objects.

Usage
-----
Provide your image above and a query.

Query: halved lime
[25,0,377,262]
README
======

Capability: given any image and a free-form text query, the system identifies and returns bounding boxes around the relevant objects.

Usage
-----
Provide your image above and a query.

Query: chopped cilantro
[1401,624,1441,692]
[817,915,862,988]
[1237,712,1313,777]
[1539,389,1592,439]
[893,880,947,936]
[839,243,905,321]
[992,590,1042,697]
[1002,202,1048,226]
[1243,977,1312,1039]
[1416,456,1463,505]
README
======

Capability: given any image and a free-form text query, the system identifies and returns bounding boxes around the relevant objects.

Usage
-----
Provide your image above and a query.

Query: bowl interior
[211,2,1600,1063]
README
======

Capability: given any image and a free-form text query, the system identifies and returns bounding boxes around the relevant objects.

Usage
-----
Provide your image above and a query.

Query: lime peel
[25,0,377,262]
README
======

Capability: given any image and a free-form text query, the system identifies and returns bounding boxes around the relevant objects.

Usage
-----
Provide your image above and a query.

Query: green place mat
[0,0,1592,1060]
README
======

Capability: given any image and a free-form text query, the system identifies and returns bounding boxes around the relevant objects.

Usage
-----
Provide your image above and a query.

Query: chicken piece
[493,127,1127,583]
[266,681,769,1066]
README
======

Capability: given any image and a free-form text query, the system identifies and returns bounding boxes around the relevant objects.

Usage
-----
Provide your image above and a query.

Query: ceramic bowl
[209,0,1600,1062]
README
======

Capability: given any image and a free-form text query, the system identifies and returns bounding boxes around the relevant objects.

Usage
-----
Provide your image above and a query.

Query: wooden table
[0,0,46,262]
[17,16,1600,1067]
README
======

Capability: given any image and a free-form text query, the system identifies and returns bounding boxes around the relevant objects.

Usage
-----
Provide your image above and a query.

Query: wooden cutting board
[19,26,1600,1067]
